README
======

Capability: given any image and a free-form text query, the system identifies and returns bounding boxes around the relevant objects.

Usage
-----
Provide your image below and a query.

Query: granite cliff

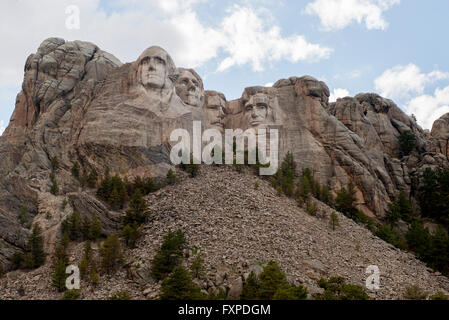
[0,38,448,298]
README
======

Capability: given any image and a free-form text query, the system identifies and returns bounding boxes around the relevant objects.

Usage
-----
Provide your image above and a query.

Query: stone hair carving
[136,46,178,90]
[175,68,205,108]
[295,76,330,104]
[204,90,227,133]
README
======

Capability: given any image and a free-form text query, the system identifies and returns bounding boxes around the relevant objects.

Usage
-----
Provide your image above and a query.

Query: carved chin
[186,94,200,106]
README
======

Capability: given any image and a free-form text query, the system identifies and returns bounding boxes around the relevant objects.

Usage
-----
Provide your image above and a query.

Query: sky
[1,0,449,135]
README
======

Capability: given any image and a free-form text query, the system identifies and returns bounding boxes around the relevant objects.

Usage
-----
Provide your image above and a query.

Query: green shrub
[335,183,358,220]
[386,192,416,225]
[398,131,417,157]
[272,284,308,300]
[315,276,369,300]
[62,289,81,300]
[430,291,449,300]
[240,262,308,300]
[166,169,177,185]
[403,285,428,300]
[108,291,132,300]
[376,224,406,249]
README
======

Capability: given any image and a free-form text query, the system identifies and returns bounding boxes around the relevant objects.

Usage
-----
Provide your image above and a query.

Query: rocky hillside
[0,37,449,299]
[1,165,448,300]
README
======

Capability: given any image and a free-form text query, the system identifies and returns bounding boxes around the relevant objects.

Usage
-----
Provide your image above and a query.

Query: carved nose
[187,81,196,91]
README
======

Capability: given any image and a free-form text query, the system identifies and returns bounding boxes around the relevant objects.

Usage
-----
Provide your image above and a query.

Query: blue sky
[1,0,449,134]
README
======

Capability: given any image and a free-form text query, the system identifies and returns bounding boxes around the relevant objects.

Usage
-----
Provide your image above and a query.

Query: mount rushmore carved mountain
[0,38,448,299]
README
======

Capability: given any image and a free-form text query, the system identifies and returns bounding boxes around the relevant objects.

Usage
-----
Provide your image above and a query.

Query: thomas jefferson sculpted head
[175,68,204,108]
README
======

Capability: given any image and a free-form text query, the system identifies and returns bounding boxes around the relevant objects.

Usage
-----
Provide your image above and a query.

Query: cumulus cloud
[405,86,449,130]
[217,6,332,71]
[305,0,400,31]
[329,88,350,102]
[374,64,449,100]
[0,0,331,87]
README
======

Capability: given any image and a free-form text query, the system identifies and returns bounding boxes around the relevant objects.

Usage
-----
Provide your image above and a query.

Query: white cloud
[305,0,400,31]
[217,6,332,72]
[265,82,274,87]
[329,88,350,102]
[0,1,332,90]
[0,120,5,136]
[405,86,449,130]
[374,64,449,100]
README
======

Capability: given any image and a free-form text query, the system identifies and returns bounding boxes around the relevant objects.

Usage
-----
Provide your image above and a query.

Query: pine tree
[329,212,340,231]
[71,162,80,179]
[68,211,82,241]
[81,216,91,240]
[88,216,102,240]
[240,271,261,300]
[79,241,93,279]
[190,253,205,279]
[52,259,68,292]
[124,189,149,225]
[90,260,100,286]
[151,230,186,280]
[28,224,45,268]
[122,223,141,248]
[51,156,60,171]
[166,169,177,185]
[50,180,59,195]
[87,168,98,188]
[258,261,289,300]
[100,234,123,274]
[160,266,204,300]
[398,131,417,157]
[108,187,121,209]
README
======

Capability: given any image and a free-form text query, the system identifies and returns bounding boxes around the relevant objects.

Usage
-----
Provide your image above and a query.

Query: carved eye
[245,105,253,112]
[155,57,165,65]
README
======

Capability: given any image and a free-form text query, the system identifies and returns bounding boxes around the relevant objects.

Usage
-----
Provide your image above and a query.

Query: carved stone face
[137,46,175,90]
[205,94,226,133]
[244,93,269,129]
[176,69,203,107]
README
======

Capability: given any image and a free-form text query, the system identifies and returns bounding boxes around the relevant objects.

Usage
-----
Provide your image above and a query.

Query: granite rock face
[431,113,449,159]
[0,39,448,277]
